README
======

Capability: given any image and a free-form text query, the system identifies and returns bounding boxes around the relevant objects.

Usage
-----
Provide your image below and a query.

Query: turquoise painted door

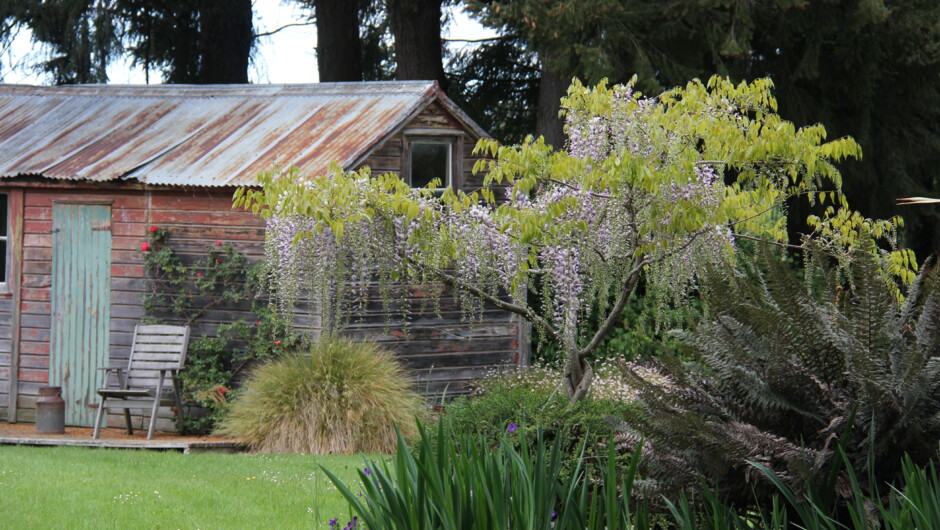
[50,203,111,426]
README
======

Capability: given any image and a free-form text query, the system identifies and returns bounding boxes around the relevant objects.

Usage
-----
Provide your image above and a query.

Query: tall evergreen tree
[301,0,364,82]
[117,0,254,83]
[388,0,448,91]
[0,0,254,84]
[466,0,940,258]
[0,0,121,84]
[446,36,539,144]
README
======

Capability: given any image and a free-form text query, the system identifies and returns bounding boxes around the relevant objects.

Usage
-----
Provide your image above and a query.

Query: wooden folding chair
[93,324,190,440]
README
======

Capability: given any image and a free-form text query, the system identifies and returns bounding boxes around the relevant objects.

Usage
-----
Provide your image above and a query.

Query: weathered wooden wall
[0,100,523,429]
[0,186,267,428]
[0,190,21,422]
[350,100,521,395]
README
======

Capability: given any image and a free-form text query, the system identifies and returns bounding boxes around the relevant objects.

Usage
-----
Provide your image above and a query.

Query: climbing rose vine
[235,76,914,401]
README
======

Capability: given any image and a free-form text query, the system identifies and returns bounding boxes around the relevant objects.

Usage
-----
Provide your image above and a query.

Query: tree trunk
[536,60,567,148]
[197,0,253,83]
[562,255,646,401]
[316,0,363,82]
[565,355,594,402]
[388,0,448,92]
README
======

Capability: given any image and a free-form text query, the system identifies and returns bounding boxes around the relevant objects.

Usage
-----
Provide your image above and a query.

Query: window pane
[0,194,7,236]
[410,142,450,188]
[0,240,6,281]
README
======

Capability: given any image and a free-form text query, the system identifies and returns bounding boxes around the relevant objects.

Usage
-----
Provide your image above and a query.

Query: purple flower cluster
[329,516,358,529]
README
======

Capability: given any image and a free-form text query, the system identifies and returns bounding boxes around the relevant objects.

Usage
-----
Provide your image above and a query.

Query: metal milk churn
[36,386,66,434]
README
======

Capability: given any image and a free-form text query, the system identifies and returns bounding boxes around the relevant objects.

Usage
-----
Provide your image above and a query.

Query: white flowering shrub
[236,76,914,402]
[476,359,669,404]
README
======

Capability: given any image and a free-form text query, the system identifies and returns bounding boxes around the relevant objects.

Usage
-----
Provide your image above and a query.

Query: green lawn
[0,445,377,529]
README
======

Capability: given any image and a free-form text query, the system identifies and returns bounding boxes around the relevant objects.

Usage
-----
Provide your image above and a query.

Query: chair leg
[124,408,133,435]
[147,372,166,440]
[172,377,184,435]
[92,400,106,439]
[146,400,160,440]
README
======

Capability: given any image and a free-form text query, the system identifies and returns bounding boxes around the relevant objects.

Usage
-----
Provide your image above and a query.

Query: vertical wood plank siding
[1,190,24,422]
[353,101,519,396]
[50,203,111,426]
[1,102,520,428]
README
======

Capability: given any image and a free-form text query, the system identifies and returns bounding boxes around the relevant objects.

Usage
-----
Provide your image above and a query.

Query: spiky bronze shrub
[615,244,940,506]
[215,338,426,454]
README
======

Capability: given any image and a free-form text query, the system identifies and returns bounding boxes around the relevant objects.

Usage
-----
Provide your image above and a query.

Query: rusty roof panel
[0,81,486,187]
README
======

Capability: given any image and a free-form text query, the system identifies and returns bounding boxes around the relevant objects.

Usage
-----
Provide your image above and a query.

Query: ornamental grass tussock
[215,337,426,454]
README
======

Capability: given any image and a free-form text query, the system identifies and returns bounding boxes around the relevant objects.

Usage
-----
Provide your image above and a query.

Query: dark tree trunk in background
[389,0,447,92]
[196,0,252,83]
[536,61,567,148]
[316,0,363,82]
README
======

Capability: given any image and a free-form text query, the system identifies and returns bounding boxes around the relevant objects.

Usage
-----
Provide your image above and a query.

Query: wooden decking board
[0,435,244,454]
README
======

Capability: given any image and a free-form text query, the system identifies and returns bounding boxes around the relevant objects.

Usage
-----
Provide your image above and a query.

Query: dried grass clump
[216,338,425,454]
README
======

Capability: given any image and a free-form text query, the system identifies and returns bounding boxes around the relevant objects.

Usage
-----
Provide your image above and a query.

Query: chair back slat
[125,324,190,389]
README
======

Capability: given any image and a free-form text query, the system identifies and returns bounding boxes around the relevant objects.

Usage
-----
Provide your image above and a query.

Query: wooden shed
[0,81,526,429]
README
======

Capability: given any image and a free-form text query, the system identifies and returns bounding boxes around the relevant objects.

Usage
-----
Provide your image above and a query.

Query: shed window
[408,139,453,189]
[0,194,7,284]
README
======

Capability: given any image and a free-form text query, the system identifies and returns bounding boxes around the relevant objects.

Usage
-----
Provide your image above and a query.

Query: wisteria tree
[235,76,915,401]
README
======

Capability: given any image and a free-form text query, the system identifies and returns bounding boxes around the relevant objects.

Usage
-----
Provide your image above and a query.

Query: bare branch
[443,35,517,43]
[732,232,805,250]
[254,21,316,38]
[546,177,613,199]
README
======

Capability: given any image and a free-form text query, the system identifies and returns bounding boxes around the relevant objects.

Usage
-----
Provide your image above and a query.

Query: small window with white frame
[407,137,455,190]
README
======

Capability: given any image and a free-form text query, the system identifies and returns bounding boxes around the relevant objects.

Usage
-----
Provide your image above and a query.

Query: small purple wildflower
[329,518,338,527]
[363,468,371,476]
[507,423,518,433]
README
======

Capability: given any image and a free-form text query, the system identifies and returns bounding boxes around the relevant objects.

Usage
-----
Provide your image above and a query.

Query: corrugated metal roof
[0,81,486,187]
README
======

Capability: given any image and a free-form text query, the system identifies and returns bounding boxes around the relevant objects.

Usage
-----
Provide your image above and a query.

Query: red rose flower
[216,258,222,263]
[274,340,282,345]
[149,225,157,233]
[140,242,150,252]
[215,240,223,246]
[254,321,260,325]
[196,272,202,277]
